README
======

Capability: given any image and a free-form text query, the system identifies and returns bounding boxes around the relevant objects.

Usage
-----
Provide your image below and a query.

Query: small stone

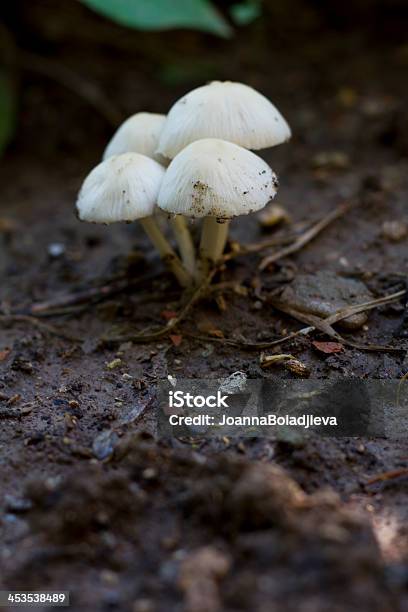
[48,242,65,258]
[100,569,118,586]
[382,220,407,242]
[312,151,350,170]
[93,429,118,460]
[219,371,247,394]
[278,271,373,330]
[142,467,157,480]
[4,494,32,513]
[258,204,290,228]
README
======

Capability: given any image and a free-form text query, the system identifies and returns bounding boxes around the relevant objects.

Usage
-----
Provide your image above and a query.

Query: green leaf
[0,72,16,155]
[81,0,232,37]
[230,0,261,26]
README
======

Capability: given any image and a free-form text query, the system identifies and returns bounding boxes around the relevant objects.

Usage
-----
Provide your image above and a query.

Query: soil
[0,1,407,611]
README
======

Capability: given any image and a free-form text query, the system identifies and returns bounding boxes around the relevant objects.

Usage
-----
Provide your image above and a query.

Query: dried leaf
[312,341,344,354]
[169,334,183,347]
[0,349,11,361]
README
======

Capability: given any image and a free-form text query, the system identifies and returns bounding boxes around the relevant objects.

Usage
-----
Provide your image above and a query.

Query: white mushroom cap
[157,81,291,159]
[103,112,166,163]
[157,138,278,219]
[77,153,165,224]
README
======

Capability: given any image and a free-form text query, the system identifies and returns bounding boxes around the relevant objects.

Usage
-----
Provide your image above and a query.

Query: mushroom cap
[103,112,167,163]
[77,153,165,224]
[157,138,278,219]
[157,81,291,159]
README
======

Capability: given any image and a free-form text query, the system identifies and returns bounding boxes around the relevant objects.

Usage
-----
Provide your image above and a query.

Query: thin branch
[0,315,82,343]
[325,290,406,325]
[269,288,405,352]
[24,272,162,317]
[259,201,354,270]
[184,326,315,350]
[101,271,216,345]
[366,468,408,485]
[223,233,297,262]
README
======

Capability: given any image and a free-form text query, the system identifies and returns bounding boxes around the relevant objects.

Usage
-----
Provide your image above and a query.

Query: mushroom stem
[140,217,191,287]
[198,217,230,279]
[170,215,196,276]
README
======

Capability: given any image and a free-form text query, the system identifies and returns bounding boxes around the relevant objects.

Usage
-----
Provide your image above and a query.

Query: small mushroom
[158,138,278,279]
[76,153,191,287]
[156,81,291,159]
[103,112,195,276]
[103,112,167,163]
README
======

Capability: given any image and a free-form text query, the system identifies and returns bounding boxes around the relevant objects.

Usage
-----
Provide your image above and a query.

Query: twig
[20,51,122,126]
[101,271,216,344]
[0,315,82,343]
[396,371,408,409]
[259,201,354,270]
[366,468,408,485]
[24,272,162,317]
[223,233,297,262]
[269,288,405,352]
[184,326,315,350]
[325,289,406,325]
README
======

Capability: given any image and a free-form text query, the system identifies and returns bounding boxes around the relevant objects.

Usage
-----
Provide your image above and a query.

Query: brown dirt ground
[0,1,407,610]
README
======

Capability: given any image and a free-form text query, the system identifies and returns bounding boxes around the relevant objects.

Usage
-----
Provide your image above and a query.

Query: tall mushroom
[103,112,196,276]
[156,81,290,273]
[156,80,291,159]
[158,139,278,279]
[76,153,191,287]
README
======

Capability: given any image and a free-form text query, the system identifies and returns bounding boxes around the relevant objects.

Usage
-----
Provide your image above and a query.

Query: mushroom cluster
[76,81,290,287]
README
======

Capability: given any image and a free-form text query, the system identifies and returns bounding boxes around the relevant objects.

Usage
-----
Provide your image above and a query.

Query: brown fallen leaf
[169,334,182,347]
[0,349,11,361]
[312,341,344,354]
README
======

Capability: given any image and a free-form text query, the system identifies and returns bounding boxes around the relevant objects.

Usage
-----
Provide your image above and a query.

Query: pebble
[4,494,33,513]
[258,204,290,228]
[278,271,373,330]
[382,220,407,242]
[47,242,65,258]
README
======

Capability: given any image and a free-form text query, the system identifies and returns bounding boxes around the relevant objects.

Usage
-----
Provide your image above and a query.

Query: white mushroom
[158,139,278,278]
[157,81,291,159]
[76,153,191,287]
[103,112,196,276]
[103,113,167,163]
